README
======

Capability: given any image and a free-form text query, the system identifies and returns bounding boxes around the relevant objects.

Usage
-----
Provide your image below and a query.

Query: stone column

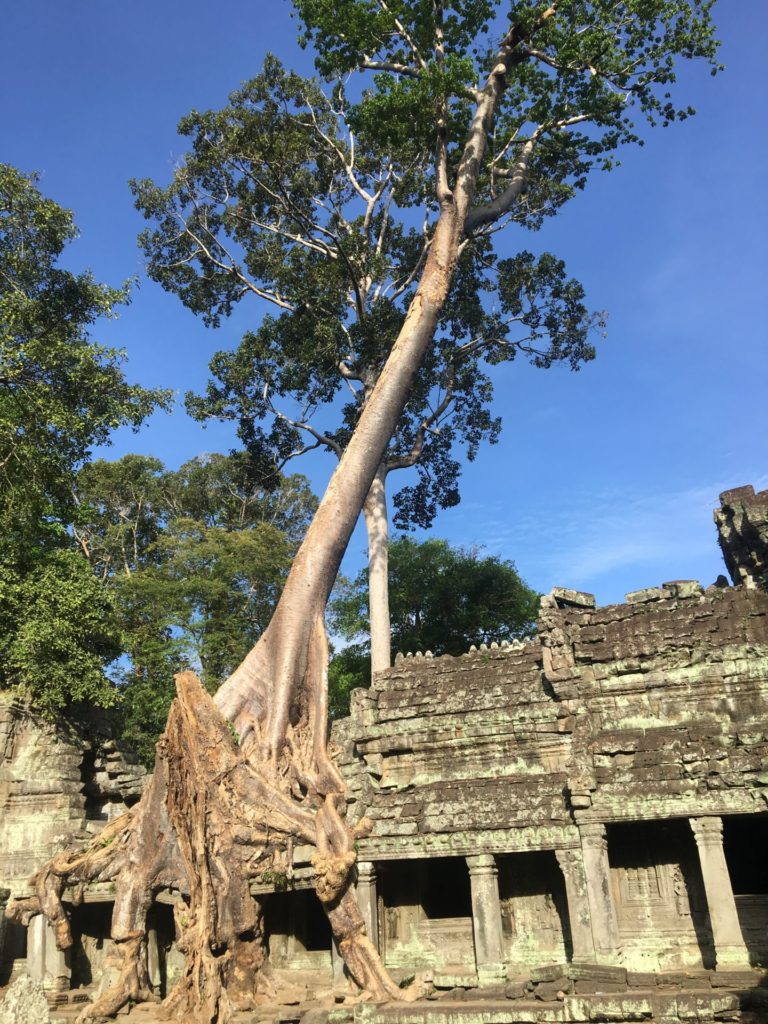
[690,816,750,969]
[331,937,347,992]
[466,853,505,985]
[578,823,621,963]
[356,862,379,951]
[26,914,70,992]
[147,923,162,991]
[0,888,9,965]
[555,849,597,963]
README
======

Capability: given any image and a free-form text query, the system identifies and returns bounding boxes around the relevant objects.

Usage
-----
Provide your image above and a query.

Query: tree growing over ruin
[9,4,720,1021]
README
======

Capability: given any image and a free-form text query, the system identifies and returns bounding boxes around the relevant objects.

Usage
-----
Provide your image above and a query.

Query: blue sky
[3,1,766,606]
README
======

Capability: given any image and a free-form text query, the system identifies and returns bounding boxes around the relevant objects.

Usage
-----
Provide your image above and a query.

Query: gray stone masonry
[356,862,379,952]
[577,824,620,964]
[715,485,768,589]
[690,817,750,970]
[466,854,505,985]
[554,849,596,963]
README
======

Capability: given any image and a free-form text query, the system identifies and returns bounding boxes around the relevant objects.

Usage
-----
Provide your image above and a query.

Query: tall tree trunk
[362,465,391,676]
[9,37,520,1015]
[213,205,462,748]
[8,212,464,1022]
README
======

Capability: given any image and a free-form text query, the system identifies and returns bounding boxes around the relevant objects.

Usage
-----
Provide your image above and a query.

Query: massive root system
[8,623,405,1022]
[7,67,474,1018]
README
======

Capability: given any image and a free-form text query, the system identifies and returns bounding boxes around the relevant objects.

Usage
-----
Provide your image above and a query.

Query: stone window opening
[420,857,472,920]
[607,820,714,970]
[378,858,475,973]
[497,851,572,967]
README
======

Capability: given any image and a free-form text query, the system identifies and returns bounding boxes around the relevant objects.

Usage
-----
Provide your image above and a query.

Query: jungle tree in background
[329,536,539,715]
[11,4,721,1021]
[72,453,317,762]
[0,164,169,711]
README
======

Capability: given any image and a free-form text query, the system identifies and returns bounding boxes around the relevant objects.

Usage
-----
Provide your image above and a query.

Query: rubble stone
[0,975,51,1024]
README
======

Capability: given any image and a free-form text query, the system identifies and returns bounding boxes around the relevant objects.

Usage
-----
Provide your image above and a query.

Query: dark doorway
[421,857,472,919]
[723,814,768,965]
[607,819,714,970]
[263,888,332,960]
[69,901,113,988]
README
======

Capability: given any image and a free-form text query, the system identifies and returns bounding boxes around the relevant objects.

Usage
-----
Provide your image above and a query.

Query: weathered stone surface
[4,484,768,1010]
[335,524,768,979]
[0,697,146,900]
[716,485,768,590]
[0,975,51,1024]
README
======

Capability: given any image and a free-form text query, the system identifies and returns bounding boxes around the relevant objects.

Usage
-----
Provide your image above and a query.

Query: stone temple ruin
[2,485,768,1023]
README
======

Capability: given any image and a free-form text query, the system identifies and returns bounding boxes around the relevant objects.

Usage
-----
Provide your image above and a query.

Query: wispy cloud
[448,472,768,604]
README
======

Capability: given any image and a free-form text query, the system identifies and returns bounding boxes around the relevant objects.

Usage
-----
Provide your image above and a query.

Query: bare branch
[452,2,560,220]
[262,381,343,460]
[375,0,428,70]
[361,59,421,78]
[464,134,538,233]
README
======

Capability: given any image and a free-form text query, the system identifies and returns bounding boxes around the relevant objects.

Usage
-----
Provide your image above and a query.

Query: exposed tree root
[7,644,409,1021]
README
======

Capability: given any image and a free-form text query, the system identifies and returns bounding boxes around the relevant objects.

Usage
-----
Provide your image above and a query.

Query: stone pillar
[0,888,9,965]
[690,816,750,969]
[555,848,597,963]
[331,936,347,992]
[147,923,162,991]
[26,914,70,992]
[466,853,505,985]
[578,823,621,963]
[356,861,379,951]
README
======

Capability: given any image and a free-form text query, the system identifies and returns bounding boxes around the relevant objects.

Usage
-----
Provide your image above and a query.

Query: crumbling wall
[338,571,768,974]
[715,485,768,590]
[342,582,768,853]
[539,582,768,823]
[0,696,145,894]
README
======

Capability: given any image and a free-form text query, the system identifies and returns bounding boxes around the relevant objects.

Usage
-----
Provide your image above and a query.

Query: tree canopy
[71,453,317,762]
[132,1,717,676]
[329,536,539,713]
[0,164,170,711]
[6,4,723,1019]
[137,52,605,533]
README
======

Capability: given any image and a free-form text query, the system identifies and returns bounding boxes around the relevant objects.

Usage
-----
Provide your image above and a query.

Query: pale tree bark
[362,465,391,675]
[7,13,553,1021]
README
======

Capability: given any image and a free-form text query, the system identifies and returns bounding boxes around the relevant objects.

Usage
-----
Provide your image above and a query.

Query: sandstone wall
[715,485,768,590]
[339,582,768,857]
[0,695,146,976]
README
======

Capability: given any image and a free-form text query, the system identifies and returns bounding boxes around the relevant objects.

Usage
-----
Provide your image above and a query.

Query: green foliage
[0,165,170,537]
[133,1,717,535]
[258,869,291,892]
[329,537,540,713]
[0,550,121,714]
[72,452,317,764]
[0,165,170,713]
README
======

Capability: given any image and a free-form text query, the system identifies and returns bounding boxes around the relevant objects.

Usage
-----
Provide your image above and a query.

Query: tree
[0,165,169,710]
[187,250,598,675]
[13,5,720,1021]
[158,70,603,674]
[72,453,317,762]
[329,536,539,713]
